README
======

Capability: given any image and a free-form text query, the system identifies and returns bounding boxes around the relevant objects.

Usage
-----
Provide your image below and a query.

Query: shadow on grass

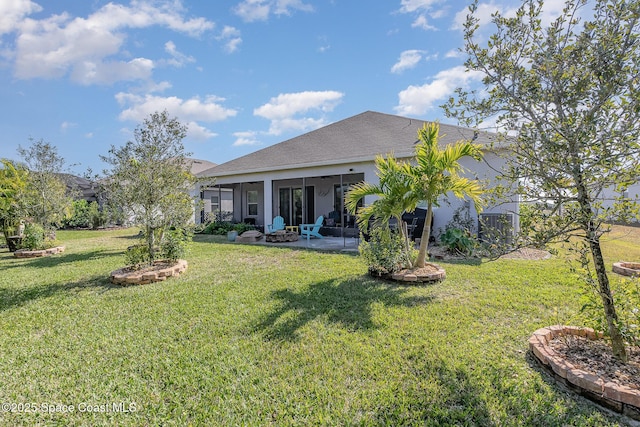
[372,356,494,425]
[0,274,119,312]
[254,277,434,341]
[0,249,120,270]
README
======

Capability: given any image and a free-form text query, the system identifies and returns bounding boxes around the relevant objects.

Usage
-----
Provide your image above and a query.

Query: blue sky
[0,0,567,175]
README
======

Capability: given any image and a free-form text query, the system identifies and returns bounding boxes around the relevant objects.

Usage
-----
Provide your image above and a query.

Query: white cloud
[253,90,343,135]
[411,15,437,31]
[445,49,462,59]
[394,65,483,116]
[452,1,569,32]
[399,0,443,14]
[186,121,217,140]
[216,26,242,53]
[391,49,425,74]
[232,131,261,146]
[12,0,214,84]
[115,92,237,141]
[0,0,41,35]
[60,121,77,132]
[71,58,155,85]
[164,41,195,67]
[234,0,313,22]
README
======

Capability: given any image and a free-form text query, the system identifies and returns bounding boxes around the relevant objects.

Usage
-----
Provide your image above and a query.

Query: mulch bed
[548,335,640,391]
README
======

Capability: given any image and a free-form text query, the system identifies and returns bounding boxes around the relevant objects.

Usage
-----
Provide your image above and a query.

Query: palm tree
[408,122,484,267]
[346,154,415,268]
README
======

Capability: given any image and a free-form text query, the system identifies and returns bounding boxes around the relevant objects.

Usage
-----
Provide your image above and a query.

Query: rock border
[529,325,640,420]
[370,263,446,284]
[613,262,640,277]
[110,259,188,285]
[14,246,65,258]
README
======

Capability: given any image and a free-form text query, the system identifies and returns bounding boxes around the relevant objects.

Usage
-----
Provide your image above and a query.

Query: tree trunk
[574,167,628,362]
[589,231,628,362]
[147,226,156,263]
[415,203,433,268]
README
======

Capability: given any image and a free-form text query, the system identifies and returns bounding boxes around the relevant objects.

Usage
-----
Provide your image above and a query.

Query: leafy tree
[0,159,28,240]
[17,139,74,232]
[346,154,415,268]
[408,123,484,268]
[445,0,640,361]
[101,110,195,263]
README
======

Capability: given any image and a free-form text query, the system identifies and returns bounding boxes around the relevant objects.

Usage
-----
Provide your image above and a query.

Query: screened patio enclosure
[199,172,365,237]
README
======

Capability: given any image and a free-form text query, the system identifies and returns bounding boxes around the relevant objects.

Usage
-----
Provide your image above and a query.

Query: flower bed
[612,261,640,277]
[370,263,446,284]
[529,325,640,420]
[110,259,188,285]
[14,246,65,258]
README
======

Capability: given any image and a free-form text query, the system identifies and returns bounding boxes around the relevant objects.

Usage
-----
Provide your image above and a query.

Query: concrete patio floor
[241,236,360,252]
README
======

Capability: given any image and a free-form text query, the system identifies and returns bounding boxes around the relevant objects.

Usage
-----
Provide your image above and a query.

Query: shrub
[232,222,255,234]
[88,202,107,229]
[161,228,191,262]
[124,244,150,270]
[580,277,640,348]
[359,226,407,275]
[440,227,475,256]
[63,200,91,228]
[21,223,45,250]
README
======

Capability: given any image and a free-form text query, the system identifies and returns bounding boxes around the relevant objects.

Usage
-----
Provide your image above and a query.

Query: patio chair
[267,216,285,233]
[300,215,324,240]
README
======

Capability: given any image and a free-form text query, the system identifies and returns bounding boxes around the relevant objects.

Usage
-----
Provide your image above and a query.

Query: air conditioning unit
[478,213,514,245]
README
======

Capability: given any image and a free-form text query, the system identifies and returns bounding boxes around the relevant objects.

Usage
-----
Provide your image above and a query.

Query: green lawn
[0,227,638,426]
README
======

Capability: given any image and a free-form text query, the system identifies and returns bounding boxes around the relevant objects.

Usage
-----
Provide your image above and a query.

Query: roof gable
[199,111,499,177]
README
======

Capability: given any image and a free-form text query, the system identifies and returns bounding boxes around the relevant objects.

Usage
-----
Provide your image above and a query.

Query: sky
[0,0,569,176]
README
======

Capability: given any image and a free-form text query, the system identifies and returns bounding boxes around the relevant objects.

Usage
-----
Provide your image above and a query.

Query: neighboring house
[196,111,520,239]
[599,181,640,223]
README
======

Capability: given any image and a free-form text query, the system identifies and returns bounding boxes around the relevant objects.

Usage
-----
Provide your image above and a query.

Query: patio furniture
[300,216,324,241]
[285,225,299,233]
[267,216,285,233]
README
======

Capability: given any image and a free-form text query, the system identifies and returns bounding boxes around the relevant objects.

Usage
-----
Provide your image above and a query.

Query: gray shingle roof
[198,111,500,178]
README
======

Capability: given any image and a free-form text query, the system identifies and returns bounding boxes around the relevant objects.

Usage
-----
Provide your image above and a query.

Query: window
[210,195,219,212]
[247,190,258,216]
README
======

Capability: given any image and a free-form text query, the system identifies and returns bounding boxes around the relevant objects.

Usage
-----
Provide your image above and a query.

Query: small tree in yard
[346,154,416,270]
[0,159,28,240]
[17,139,74,233]
[346,122,484,271]
[445,0,640,361]
[102,110,195,265]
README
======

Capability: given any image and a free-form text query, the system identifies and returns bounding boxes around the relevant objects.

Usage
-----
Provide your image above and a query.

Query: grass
[0,226,638,426]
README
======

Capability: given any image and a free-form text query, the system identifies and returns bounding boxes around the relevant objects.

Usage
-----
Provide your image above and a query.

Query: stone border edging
[110,259,188,285]
[370,263,446,283]
[613,262,640,277]
[529,325,640,420]
[14,246,65,258]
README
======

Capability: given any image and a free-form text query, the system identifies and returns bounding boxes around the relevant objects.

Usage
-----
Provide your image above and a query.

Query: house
[196,111,520,239]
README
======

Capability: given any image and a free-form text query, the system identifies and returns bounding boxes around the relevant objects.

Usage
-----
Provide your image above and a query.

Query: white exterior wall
[429,150,519,238]
[200,151,519,235]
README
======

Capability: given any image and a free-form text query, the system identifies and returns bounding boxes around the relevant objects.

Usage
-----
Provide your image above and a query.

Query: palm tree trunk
[416,203,433,268]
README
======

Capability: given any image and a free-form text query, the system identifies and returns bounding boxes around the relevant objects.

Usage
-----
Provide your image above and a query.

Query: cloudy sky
[0,0,568,174]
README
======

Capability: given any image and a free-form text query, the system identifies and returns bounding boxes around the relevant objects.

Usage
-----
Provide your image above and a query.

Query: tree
[408,123,484,268]
[346,122,484,270]
[0,159,28,240]
[346,154,415,268]
[17,139,73,231]
[101,110,195,263]
[445,0,640,361]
